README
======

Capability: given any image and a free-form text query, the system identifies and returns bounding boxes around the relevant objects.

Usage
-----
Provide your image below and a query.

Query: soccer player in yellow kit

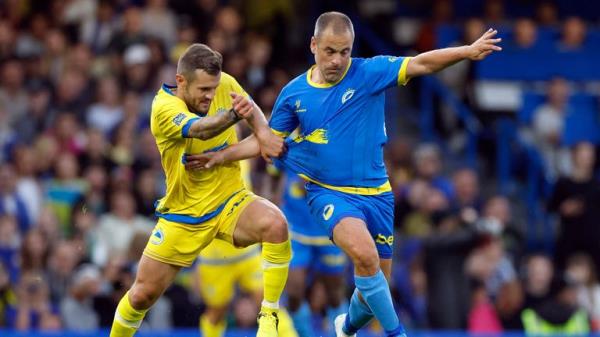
[197,160,297,337]
[109,43,291,337]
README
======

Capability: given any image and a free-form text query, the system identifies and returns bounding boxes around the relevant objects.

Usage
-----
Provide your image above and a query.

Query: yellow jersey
[150,72,247,224]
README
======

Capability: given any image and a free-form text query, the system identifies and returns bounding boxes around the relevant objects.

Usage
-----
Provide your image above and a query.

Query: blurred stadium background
[1,0,600,336]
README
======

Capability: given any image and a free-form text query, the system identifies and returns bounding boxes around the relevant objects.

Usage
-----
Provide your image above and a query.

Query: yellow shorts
[197,246,262,307]
[143,189,259,267]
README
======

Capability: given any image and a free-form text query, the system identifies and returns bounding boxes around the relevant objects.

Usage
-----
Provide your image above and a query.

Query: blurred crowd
[0,0,600,334]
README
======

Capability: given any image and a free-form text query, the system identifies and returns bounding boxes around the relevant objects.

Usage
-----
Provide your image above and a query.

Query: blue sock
[290,302,314,337]
[354,270,405,337]
[343,289,373,335]
[326,299,348,331]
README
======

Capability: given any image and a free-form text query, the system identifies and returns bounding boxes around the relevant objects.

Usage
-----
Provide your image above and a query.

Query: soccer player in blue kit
[186,11,501,337]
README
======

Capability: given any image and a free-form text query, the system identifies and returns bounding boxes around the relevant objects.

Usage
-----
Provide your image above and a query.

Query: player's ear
[175,73,186,87]
[310,36,317,54]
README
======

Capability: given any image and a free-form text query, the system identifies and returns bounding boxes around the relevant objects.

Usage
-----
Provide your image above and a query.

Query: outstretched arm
[406,28,502,79]
[186,106,246,140]
[184,134,261,170]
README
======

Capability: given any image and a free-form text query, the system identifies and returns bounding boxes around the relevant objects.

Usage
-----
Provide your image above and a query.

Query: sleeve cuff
[397,57,412,86]
[182,117,201,138]
[271,128,290,137]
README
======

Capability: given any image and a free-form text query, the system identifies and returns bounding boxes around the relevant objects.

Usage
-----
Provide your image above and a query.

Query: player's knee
[260,209,288,242]
[348,246,379,274]
[129,285,160,310]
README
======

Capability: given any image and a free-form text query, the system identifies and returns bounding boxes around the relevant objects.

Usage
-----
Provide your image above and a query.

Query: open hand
[468,28,502,61]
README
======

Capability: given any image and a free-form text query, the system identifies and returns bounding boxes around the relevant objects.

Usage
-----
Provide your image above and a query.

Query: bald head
[314,11,354,39]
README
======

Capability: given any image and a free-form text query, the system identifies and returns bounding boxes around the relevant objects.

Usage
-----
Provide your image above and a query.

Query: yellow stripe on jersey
[298,173,392,195]
[398,57,412,86]
[150,72,249,222]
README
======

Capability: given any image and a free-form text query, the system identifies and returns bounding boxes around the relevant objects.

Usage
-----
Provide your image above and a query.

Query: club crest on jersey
[323,204,335,220]
[150,228,164,245]
[172,113,186,126]
[342,88,355,104]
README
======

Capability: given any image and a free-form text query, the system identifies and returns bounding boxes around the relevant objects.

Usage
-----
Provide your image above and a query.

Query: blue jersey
[281,172,327,239]
[270,56,410,195]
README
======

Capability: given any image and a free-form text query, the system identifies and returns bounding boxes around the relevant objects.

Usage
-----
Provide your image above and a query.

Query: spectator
[44,152,88,233]
[423,210,482,329]
[0,163,31,233]
[141,0,177,49]
[451,167,482,213]
[46,241,82,304]
[13,271,62,331]
[535,1,559,27]
[14,81,53,143]
[521,274,590,334]
[0,215,20,283]
[91,190,152,266]
[246,34,273,88]
[532,77,572,179]
[511,18,538,49]
[82,164,109,216]
[107,6,147,55]
[0,59,28,128]
[559,16,587,51]
[86,75,124,135]
[13,145,44,225]
[482,195,524,263]
[80,0,117,54]
[548,141,600,272]
[522,254,554,309]
[0,261,16,327]
[0,97,16,162]
[411,143,454,200]
[60,264,101,331]
[415,0,453,53]
[20,228,50,274]
[566,253,600,331]
[134,169,160,219]
[79,128,113,172]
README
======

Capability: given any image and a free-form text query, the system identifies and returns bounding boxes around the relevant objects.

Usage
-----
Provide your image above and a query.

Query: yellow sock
[261,240,291,309]
[200,315,226,337]
[277,308,299,337]
[109,291,148,337]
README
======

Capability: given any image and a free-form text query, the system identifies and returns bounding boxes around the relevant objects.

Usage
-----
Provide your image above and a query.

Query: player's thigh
[197,263,237,307]
[230,197,287,247]
[361,192,395,260]
[307,190,366,241]
[331,217,377,261]
[144,218,218,267]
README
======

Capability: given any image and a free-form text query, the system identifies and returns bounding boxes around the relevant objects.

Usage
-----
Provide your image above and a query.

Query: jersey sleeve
[154,101,200,140]
[364,55,411,94]
[269,89,298,137]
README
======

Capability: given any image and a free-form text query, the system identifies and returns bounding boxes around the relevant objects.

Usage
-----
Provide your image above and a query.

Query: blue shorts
[306,183,395,259]
[290,238,347,274]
